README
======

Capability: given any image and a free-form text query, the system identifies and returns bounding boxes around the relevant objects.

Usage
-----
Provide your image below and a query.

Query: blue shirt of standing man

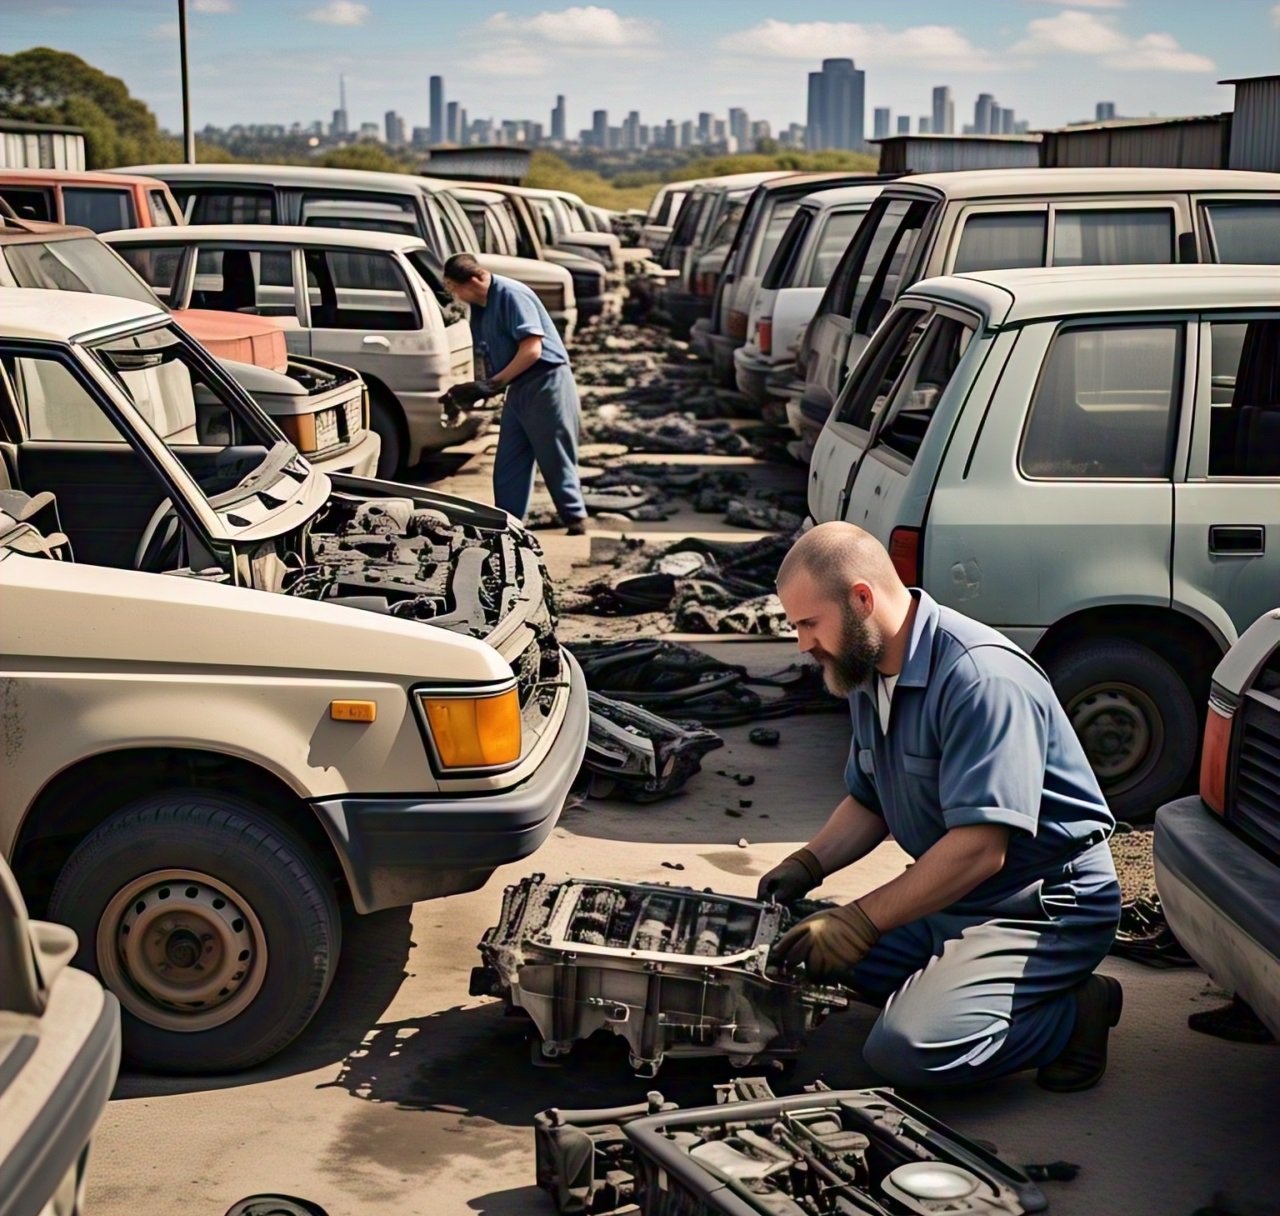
[442,254,587,534]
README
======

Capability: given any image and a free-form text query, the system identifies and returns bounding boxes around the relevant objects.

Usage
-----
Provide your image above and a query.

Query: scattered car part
[224,1198,331,1216]
[1110,894,1196,968]
[750,727,781,747]
[582,693,722,801]
[473,876,849,1077]
[533,1074,1047,1216]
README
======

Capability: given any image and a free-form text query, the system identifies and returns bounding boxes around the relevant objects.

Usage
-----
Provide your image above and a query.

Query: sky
[4,1,1279,138]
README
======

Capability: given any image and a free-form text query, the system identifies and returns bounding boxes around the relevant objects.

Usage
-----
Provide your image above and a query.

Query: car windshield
[5,237,161,308]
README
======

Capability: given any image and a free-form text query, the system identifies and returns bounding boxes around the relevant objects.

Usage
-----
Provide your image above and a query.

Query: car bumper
[665,291,710,340]
[1154,795,1280,1039]
[307,428,382,479]
[311,650,589,914]
[398,389,490,458]
[734,348,778,405]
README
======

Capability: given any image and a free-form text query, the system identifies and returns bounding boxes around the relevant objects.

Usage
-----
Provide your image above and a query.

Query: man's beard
[811,602,885,697]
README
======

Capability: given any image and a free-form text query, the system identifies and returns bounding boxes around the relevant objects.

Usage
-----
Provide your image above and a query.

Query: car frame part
[534,1075,1046,1216]
[473,876,849,1077]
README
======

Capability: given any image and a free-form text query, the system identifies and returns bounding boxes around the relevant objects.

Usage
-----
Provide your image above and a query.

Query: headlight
[419,686,522,769]
[276,408,340,454]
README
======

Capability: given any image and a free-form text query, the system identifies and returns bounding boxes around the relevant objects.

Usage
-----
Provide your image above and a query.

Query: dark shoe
[565,520,587,537]
[1036,974,1123,1092]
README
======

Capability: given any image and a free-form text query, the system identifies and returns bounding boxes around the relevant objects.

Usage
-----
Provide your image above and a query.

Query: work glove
[442,379,500,410]
[770,900,880,982]
[756,847,824,906]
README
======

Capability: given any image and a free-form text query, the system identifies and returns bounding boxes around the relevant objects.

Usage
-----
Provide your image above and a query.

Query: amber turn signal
[330,700,377,723]
[420,687,521,768]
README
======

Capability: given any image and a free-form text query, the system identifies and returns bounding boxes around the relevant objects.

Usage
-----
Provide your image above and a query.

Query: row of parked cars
[645,162,1280,1050]
[0,159,615,1167]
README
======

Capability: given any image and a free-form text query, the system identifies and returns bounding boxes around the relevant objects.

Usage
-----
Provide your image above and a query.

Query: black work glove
[770,900,880,981]
[756,847,824,905]
[442,379,500,410]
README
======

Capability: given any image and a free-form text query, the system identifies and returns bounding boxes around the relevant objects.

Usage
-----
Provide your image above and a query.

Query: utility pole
[178,0,195,163]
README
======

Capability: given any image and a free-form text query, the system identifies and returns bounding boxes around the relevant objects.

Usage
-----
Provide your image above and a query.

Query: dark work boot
[565,519,588,536]
[1036,974,1124,1093]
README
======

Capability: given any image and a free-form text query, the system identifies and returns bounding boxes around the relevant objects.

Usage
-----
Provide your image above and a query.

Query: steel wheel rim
[97,868,267,1032]
[1067,680,1165,792]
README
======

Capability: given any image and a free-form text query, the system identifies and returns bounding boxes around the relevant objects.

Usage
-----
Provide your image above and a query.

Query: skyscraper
[932,86,955,135]
[697,112,712,144]
[897,115,910,135]
[332,74,349,138]
[623,110,640,150]
[729,107,750,149]
[919,117,931,134]
[998,107,1016,135]
[551,95,566,142]
[592,109,608,148]
[384,110,405,146]
[1096,101,1116,121]
[459,108,469,145]
[446,101,460,144]
[873,108,891,140]
[679,120,694,148]
[429,75,444,145]
[806,58,866,151]
[974,93,995,136]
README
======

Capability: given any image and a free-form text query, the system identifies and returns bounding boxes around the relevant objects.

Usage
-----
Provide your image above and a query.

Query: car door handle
[1209,525,1265,556]
[362,335,390,349]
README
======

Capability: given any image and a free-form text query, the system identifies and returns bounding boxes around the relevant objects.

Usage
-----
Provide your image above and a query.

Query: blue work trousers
[492,364,586,525]
[848,842,1121,1089]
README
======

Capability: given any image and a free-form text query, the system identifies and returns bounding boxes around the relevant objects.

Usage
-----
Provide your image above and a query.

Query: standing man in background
[442,254,588,535]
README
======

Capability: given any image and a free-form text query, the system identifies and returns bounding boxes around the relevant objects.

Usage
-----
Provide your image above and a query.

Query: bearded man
[762,523,1123,1093]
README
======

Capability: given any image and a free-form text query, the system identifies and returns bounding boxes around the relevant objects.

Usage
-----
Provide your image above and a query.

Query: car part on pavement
[750,727,781,747]
[532,1074,1047,1215]
[224,1198,331,1216]
[1110,893,1196,968]
[724,499,805,533]
[474,877,849,1077]
[582,693,723,801]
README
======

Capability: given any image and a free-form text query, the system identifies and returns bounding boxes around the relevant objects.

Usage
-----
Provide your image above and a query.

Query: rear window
[754,200,802,276]
[304,248,419,330]
[762,209,814,290]
[0,187,54,222]
[1206,318,1280,476]
[181,187,276,225]
[1051,209,1174,267]
[807,208,869,288]
[1202,202,1280,264]
[1021,324,1182,479]
[870,315,974,463]
[301,192,418,237]
[952,212,1047,274]
[115,244,186,302]
[62,187,134,233]
[836,306,930,431]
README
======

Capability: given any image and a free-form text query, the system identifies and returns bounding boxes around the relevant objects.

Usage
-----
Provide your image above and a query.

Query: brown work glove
[756,847,824,906]
[770,900,881,981]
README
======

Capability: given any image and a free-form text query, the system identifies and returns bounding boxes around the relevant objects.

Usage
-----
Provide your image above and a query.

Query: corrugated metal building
[0,119,86,171]
[420,146,532,184]
[871,134,1042,174]
[1039,115,1231,169]
[1223,75,1280,172]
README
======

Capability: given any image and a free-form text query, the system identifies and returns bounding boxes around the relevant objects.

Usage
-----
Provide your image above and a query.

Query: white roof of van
[104,224,430,253]
[0,286,164,340]
[798,184,886,210]
[891,167,1280,200]
[117,162,451,195]
[906,264,1280,327]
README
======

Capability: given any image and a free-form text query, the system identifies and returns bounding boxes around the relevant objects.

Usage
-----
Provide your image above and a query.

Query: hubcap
[1067,682,1164,791]
[97,869,267,1033]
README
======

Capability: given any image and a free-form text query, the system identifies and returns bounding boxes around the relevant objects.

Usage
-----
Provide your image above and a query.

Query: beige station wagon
[0,288,587,1074]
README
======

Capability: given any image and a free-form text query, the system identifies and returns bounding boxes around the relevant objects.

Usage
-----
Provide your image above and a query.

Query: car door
[808,304,931,522]
[188,242,308,357]
[301,246,424,392]
[1173,313,1280,647]
[404,247,474,383]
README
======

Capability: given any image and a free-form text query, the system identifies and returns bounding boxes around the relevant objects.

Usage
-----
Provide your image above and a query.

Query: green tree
[316,144,415,174]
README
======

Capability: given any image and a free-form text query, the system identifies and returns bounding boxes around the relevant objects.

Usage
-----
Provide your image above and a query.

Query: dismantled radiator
[472,876,849,1077]
[534,1076,1046,1216]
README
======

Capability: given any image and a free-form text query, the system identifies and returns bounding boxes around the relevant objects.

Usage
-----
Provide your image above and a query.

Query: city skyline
[3,1,1276,140]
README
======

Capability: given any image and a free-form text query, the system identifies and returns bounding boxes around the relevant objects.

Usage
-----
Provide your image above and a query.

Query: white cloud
[1012,9,1212,71]
[1022,0,1126,7]
[306,1,369,26]
[484,6,656,48]
[192,0,236,12]
[1273,2,1280,26]
[149,21,178,40]
[718,20,1000,70]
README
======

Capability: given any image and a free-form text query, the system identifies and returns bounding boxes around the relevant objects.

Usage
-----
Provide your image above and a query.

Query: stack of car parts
[472,877,849,1077]
[534,1075,1047,1216]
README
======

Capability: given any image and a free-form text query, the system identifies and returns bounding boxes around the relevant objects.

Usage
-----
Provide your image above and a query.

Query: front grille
[344,395,363,437]
[1231,690,1280,859]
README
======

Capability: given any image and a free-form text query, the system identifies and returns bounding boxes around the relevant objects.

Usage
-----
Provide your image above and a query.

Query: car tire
[49,791,340,1074]
[369,390,405,480]
[1046,639,1199,822]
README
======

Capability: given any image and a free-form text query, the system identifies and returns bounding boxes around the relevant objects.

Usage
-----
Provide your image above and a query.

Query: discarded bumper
[473,877,849,1077]
[311,652,589,913]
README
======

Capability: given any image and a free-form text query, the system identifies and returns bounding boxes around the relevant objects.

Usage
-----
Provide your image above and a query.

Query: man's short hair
[443,253,484,283]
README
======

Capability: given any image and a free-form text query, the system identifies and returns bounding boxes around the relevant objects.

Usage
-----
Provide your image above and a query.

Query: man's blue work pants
[847,842,1121,1089]
[492,364,586,525]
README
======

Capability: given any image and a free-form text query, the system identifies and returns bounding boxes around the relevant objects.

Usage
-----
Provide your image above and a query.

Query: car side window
[852,200,931,335]
[183,188,276,225]
[871,315,975,463]
[116,245,186,302]
[1202,203,1280,264]
[148,190,177,227]
[1051,209,1174,267]
[836,307,930,430]
[1021,324,1183,479]
[191,246,297,317]
[0,351,125,443]
[304,249,419,330]
[807,208,868,288]
[762,209,813,291]
[1206,319,1280,476]
[61,187,135,232]
[952,212,1047,274]
[0,187,55,222]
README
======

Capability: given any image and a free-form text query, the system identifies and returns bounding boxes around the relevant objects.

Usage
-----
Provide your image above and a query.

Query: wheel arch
[362,373,409,461]
[12,746,342,917]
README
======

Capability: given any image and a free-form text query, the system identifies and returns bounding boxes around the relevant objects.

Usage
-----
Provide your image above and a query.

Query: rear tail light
[758,318,773,356]
[1199,697,1234,815]
[727,310,749,340]
[695,271,717,297]
[888,527,921,585]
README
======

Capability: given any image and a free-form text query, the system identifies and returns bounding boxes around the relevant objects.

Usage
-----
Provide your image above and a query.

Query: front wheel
[1046,639,1199,822]
[49,791,340,1073]
[369,390,405,480]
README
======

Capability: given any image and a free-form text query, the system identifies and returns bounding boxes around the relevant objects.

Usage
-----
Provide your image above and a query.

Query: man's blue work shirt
[470,274,569,380]
[844,589,1115,909]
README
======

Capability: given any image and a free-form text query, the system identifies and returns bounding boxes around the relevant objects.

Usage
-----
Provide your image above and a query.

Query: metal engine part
[473,876,849,1077]
[584,693,723,801]
[534,1076,1046,1216]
